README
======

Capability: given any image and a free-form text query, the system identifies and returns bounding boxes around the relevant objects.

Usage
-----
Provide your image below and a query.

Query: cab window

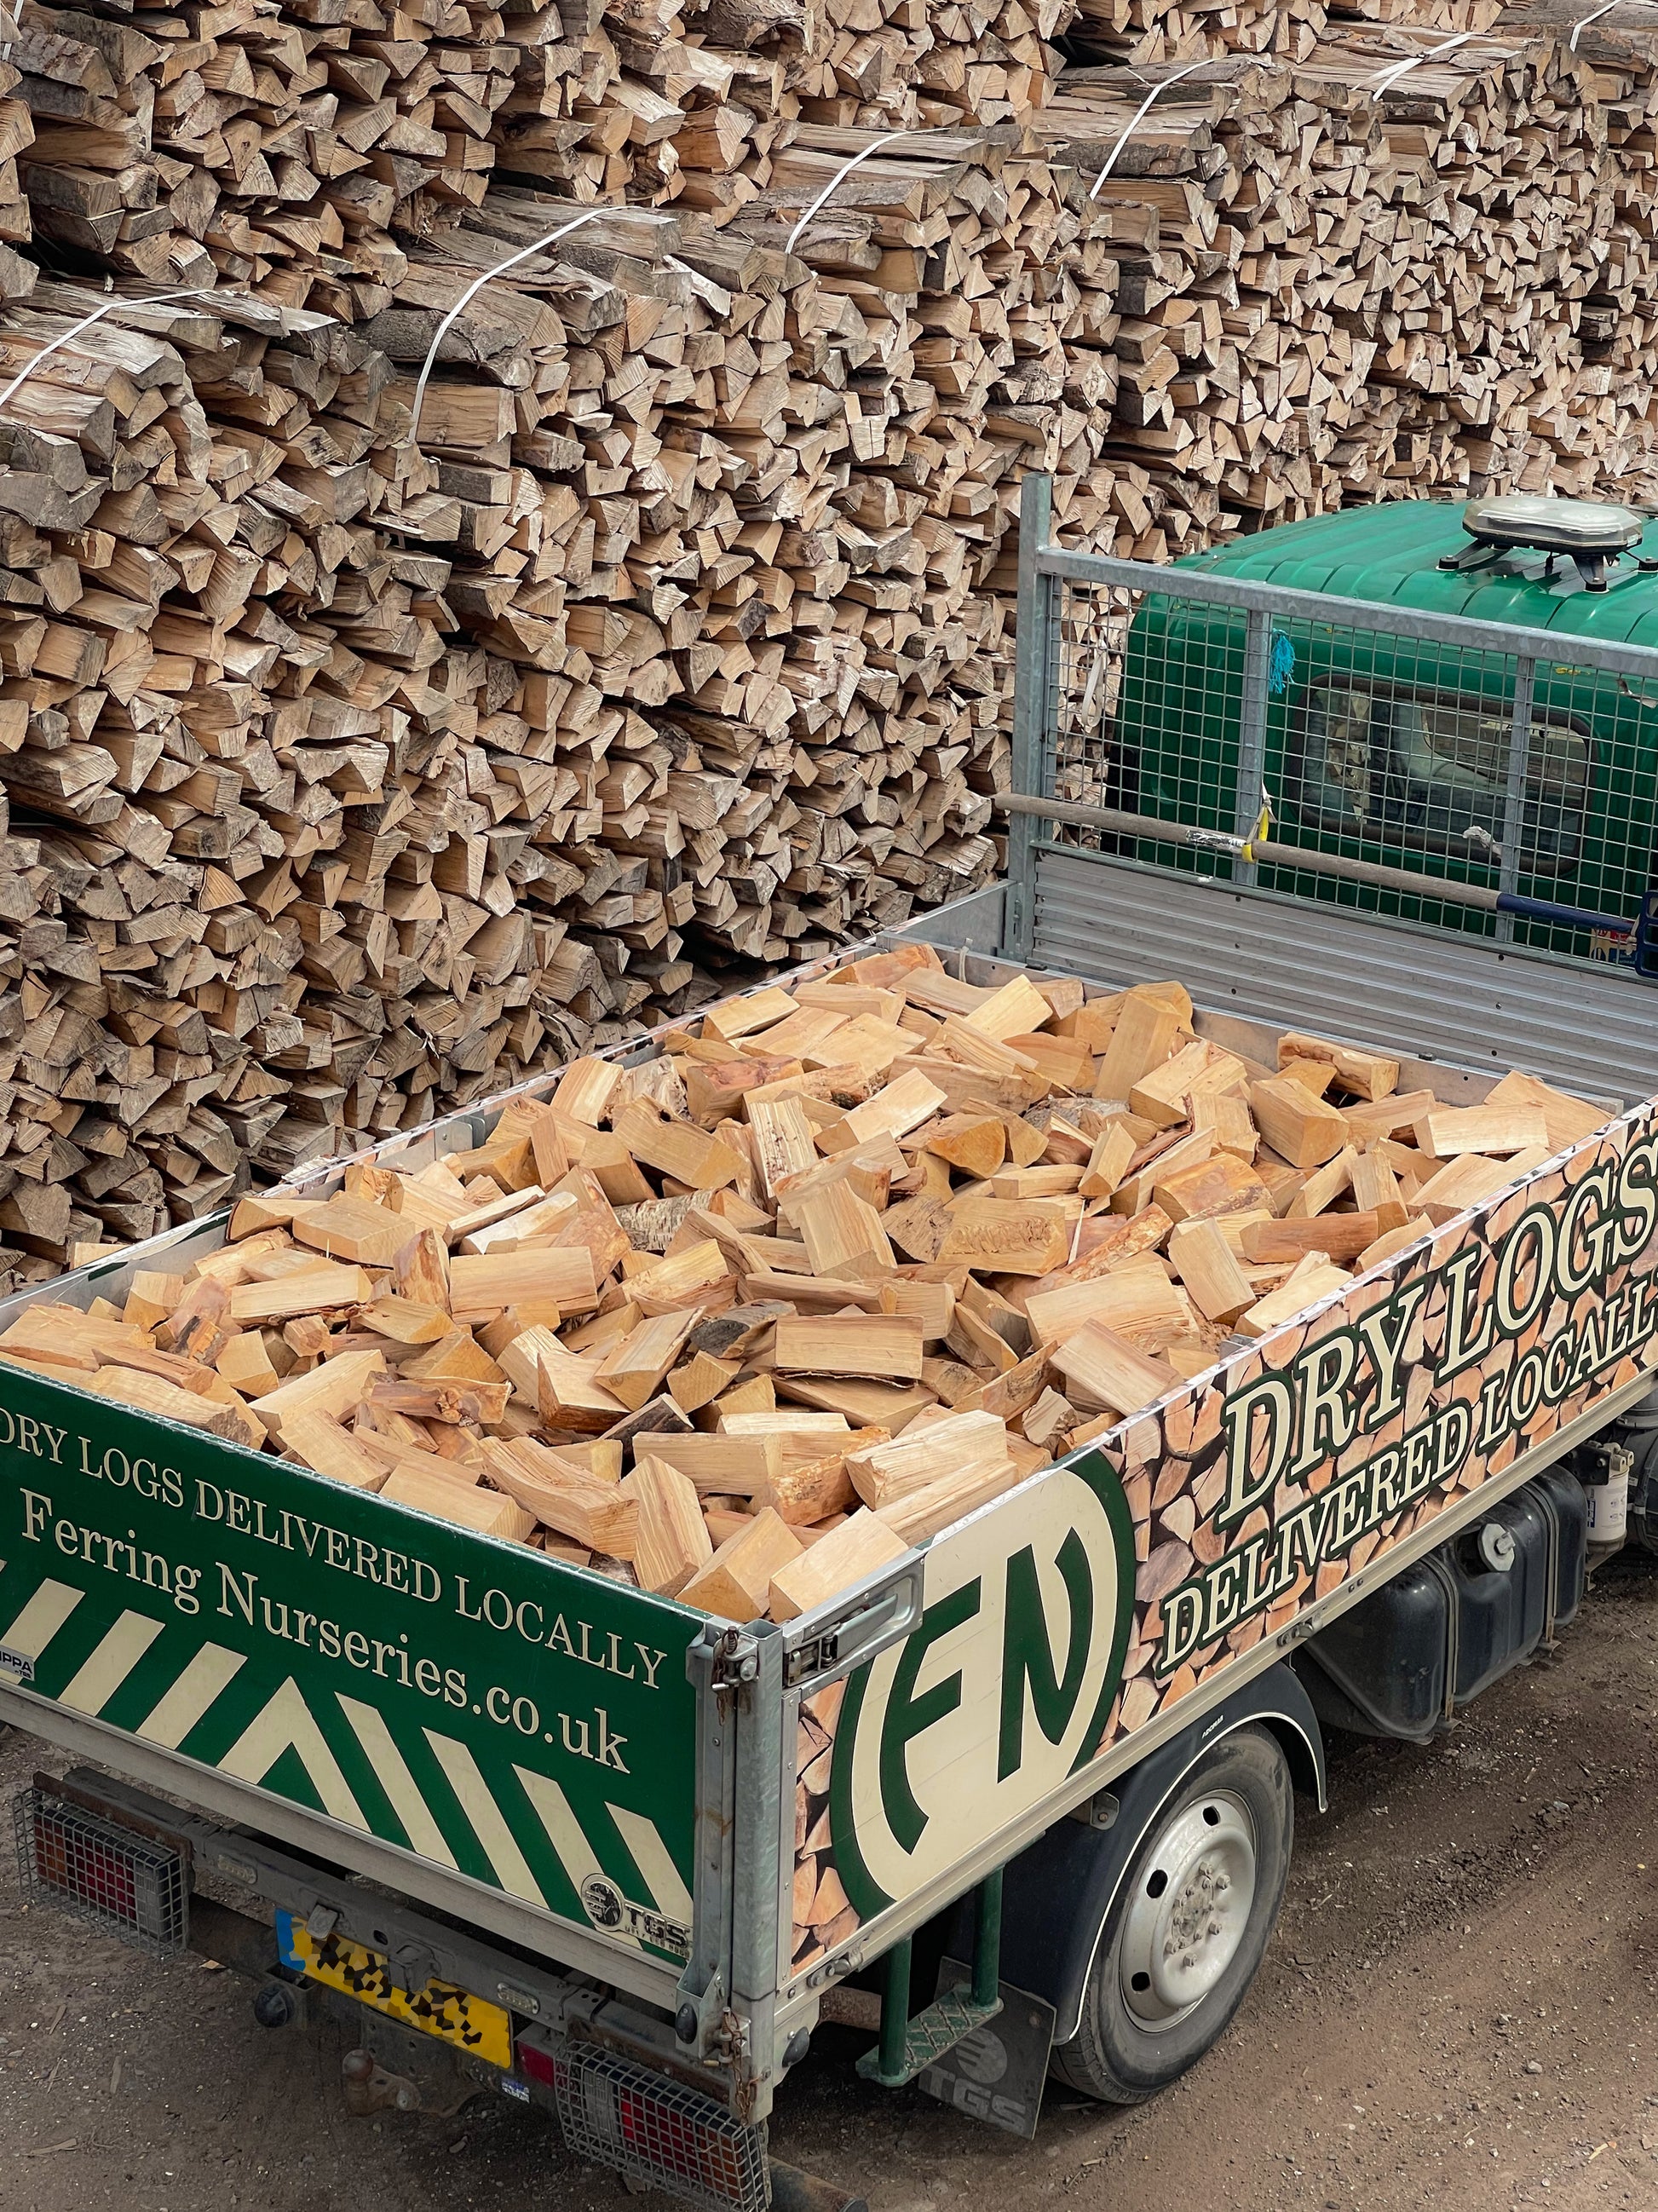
[1284,682,1589,873]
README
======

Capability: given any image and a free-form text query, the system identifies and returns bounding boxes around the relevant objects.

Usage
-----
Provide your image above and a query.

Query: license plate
[274,1910,513,2070]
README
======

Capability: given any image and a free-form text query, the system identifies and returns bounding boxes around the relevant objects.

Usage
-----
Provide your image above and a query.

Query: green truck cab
[1124,494,1658,957]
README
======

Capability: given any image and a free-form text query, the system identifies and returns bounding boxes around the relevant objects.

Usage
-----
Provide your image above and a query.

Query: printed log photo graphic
[1130,1119,1658,1696]
[779,974,1658,1981]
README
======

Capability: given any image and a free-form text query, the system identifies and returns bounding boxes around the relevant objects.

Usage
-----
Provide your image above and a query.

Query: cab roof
[1172,498,1658,653]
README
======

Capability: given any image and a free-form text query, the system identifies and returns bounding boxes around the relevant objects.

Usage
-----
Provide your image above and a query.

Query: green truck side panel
[789,1101,1658,1992]
[1124,499,1658,943]
[0,1366,700,1967]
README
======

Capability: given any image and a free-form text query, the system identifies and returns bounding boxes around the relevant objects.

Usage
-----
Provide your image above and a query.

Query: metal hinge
[1068,1790,1120,1830]
[711,1627,759,1688]
[1004,878,1028,955]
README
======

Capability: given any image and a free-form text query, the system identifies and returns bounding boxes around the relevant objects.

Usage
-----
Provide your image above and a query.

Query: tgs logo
[829,1452,1136,1919]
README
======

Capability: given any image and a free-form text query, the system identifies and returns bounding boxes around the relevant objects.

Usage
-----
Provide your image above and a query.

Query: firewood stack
[1340,0,1506,26]
[0,290,420,1269]
[1028,27,1658,532]
[1056,0,1505,70]
[490,0,1074,225]
[12,0,507,309]
[0,26,34,306]
[1291,26,1613,501]
[11,0,1075,314]
[1061,0,1329,66]
[1496,0,1658,472]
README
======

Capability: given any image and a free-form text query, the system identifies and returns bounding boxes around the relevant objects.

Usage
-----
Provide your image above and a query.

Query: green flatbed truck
[6,481,1658,2212]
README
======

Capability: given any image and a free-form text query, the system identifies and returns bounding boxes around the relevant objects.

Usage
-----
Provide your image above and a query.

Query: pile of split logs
[1058,0,1505,70]
[0,5,1655,1290]
[0,942,1606,1627]
[1028,25,1658,536]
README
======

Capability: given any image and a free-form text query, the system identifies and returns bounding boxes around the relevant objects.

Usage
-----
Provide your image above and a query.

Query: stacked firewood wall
[0,5,1655,1285]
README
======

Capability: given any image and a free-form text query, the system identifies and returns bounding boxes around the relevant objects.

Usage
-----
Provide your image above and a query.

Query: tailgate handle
[784,1564,923,1692]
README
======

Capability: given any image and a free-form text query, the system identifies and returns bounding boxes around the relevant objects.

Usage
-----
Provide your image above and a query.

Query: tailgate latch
[783,1633,840,1687]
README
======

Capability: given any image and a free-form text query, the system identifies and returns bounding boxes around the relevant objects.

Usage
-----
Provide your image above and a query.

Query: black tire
[1051,1725,1293,2104]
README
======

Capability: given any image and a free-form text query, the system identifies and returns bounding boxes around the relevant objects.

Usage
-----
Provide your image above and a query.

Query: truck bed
[0,929,1653,2100]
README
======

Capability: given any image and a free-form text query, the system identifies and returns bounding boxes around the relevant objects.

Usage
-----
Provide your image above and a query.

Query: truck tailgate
[0,1359,701,1990]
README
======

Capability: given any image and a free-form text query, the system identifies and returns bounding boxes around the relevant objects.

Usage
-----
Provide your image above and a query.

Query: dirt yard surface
[3,1555,1656,2212]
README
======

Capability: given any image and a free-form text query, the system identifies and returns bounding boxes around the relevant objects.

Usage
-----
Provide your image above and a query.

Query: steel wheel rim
[1120,1788,1258,2031]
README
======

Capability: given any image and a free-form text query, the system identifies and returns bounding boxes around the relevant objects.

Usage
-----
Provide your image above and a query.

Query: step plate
[855,1988,1004,2089]
[914,1964,1057,2140]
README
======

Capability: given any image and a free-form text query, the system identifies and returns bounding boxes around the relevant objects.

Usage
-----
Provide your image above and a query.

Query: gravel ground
[3,1554,1657,2212]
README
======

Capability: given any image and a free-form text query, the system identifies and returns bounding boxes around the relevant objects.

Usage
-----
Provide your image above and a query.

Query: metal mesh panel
[14,1788,187,1958]
[1054,579,1244,863]
[1244,611,1523,940]
[1052,581,1139,826]
[1047,573,1657,973]
[551,2038,768,2212]
[1518,658,1657,961]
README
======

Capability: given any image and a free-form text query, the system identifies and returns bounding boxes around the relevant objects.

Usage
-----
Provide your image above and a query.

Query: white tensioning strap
[1365,31,1478,92]
[1090,61,1211,199]
[786,129,914,255]
[409,206,619,447]
[1570,0,1658,48]
[0,285,221,417]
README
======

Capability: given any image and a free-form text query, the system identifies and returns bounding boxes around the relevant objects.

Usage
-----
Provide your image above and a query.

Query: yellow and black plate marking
[275,1910,512,2069]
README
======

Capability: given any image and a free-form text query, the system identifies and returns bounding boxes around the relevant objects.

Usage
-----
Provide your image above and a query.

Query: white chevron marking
[424,1730,546,1906]
[137,1643,246,1750]
[56,1610,165,1716]
[513,1765,608,1912]
[337,1696,458,1869]
[219,1677,368,1829]
[607,1804,694,1926]
[1,1580,83,1667]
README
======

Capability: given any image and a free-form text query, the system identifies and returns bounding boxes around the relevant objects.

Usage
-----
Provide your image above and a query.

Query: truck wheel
[1051,1725,1292,2104]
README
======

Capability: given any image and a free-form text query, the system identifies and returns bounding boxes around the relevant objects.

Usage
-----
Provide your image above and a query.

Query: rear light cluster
[520,2035,768,2212]
[13,1785,188,1958]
